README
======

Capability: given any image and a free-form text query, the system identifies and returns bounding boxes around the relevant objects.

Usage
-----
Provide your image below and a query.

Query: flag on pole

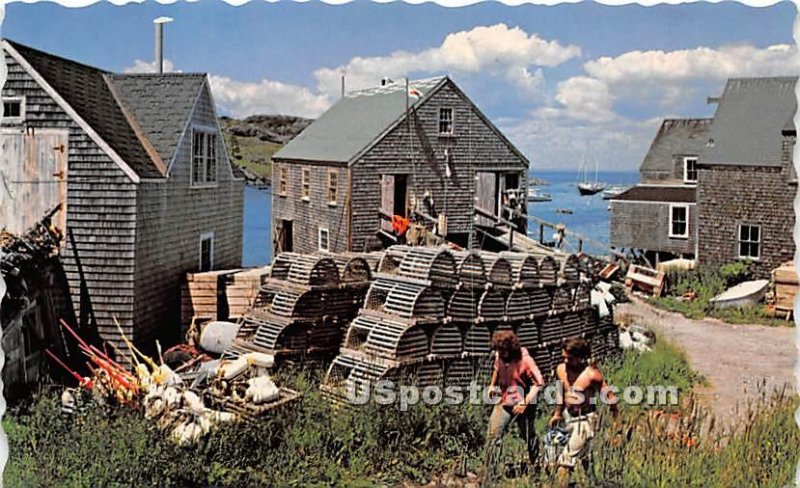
[408,88,422,99]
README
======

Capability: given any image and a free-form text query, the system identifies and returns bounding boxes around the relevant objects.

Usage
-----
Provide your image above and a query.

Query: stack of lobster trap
[222,252,379,360]
[320,246,620,404]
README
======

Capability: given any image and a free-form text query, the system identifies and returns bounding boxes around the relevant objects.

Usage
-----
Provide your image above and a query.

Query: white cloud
[499,114,662,172]
[548,76,615,123]
[208,75,332,119]
[584,43,799,85]
[313,24,580,99]
[123,59,179,74]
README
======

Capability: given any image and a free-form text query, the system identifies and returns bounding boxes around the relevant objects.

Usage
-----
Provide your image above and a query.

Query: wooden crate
[225,267,270,319]
[773,261,797,314]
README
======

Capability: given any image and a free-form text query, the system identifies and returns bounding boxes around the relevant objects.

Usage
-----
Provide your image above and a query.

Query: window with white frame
[438,108,453,135]
[669,205,689,238]
[199,232,214,271]
[301,167,311,200]
[328,169,338,204]
[318,227,330,252]
[683,157,698,183]
[2,97,24,123]
[738,224,760,260]
[191,129,218,186]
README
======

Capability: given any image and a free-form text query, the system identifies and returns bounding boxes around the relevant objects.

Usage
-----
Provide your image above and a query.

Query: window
[738,224,761,260]
[438,108,453,135]
[191,130,218,186]
[301,167,311,200]
[278,166,288,195]
[2,97,24,123]
[318,227,330,252]
[683,157,698,183]
[328,170,338,204]
[199,232,214,271]
[669,205,689,238]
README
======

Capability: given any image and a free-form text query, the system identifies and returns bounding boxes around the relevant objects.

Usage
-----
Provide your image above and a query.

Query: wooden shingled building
[271,76,530,255]
[0,40,245,353]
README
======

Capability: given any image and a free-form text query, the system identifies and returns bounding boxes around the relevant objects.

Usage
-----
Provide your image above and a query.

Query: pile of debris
[52,318,299,446]
[222,252,377,360]
[320,246,619,404]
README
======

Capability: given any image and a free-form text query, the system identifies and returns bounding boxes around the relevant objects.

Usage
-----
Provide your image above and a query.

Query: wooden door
[0,130,68,235]
[380,174,395,232]
[475,171,497,226]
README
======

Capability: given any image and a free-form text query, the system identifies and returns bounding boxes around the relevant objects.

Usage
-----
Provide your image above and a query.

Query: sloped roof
[612,185,696,203]
[108,74,206,166]
[640,119,712,173]
[6,40,163,178]
[274,77,447,163]
[702,76,797,166]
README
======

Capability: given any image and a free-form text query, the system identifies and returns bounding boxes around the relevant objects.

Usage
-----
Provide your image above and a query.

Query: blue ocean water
[242,185,272,267]
[527,170,640,256]
[241,169,640,265]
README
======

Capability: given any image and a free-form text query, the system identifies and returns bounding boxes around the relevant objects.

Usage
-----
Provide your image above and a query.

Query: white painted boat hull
[709,279,770,309]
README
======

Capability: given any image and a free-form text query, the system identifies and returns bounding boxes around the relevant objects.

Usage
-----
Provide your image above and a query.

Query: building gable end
[3,40,141,184]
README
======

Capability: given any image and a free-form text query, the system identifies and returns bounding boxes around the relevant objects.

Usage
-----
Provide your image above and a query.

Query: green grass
[4,342,797,487]
[649,262,793,327]
[223,134,281,182]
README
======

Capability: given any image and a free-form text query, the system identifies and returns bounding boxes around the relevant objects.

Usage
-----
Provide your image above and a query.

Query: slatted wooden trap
[505,289,533,321]
[287,254,340,287]
[482,253,514,289]
[453,251,488,289]
[529,288,552,317]
[447,288,480,322]
[538,256,559,286]
[429,322,465,356]
[478,289,506,321]
[550,287,575,313]
[270,289,325,319]
[377,246,412,274]
[517,321,539,351]
[343,315,430,362]
[364,278,445,321]
[331,254,373,283]
[464,322,492,355]
[500,252,540,288]
[397,246,458,289]
[562,254,581,285]
[574,282,592,310]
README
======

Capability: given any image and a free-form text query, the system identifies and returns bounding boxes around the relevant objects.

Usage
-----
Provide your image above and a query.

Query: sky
[2,1,797,171]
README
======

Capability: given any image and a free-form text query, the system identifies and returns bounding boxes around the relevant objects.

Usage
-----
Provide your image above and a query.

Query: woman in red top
[485,330,545,469]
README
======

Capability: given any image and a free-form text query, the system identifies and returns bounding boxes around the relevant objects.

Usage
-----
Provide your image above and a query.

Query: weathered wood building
[611,76,796,277]
[1,40,244,352]
[609,118,711,263]
[696,77,796,278]
[271,77,529,254]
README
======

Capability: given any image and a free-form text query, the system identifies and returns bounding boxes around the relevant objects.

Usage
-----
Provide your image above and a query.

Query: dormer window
[192,129,218,186]
[438,108,453,135]
[2,97,24,124]
[683,157,698,184]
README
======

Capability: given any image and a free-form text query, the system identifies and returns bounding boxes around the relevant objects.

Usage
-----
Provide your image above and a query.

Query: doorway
[278,219,293,253]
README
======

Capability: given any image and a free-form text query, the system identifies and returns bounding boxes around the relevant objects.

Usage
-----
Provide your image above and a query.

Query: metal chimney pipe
[153,17,174,74]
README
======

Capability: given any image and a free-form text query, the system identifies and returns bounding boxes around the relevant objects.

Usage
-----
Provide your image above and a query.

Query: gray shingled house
[611,76,796,277]
[1,40,244,353]
[696,77,796,278]
[609,118,711,264]
[271,77,530,254]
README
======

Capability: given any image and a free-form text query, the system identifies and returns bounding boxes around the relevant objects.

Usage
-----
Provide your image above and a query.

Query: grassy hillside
[220,115,312,183]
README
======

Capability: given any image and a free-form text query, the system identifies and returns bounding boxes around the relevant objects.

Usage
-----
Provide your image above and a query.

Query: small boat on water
[556,208,573,215]
[578,182,605,196]
[577,159,605,196]
[709,279,770,309]
[602,185,630,200]
[528,176,551,186]
[527,187,552,202]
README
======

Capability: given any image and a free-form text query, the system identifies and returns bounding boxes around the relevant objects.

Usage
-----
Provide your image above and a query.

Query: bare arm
[598,372,619,418]
[550,364,566,426]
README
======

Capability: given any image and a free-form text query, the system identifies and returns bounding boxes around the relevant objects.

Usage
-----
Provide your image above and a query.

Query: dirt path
[616,298,796,423]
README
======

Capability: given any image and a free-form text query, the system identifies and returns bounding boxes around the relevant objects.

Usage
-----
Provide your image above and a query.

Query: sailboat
[577,159,605,196]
